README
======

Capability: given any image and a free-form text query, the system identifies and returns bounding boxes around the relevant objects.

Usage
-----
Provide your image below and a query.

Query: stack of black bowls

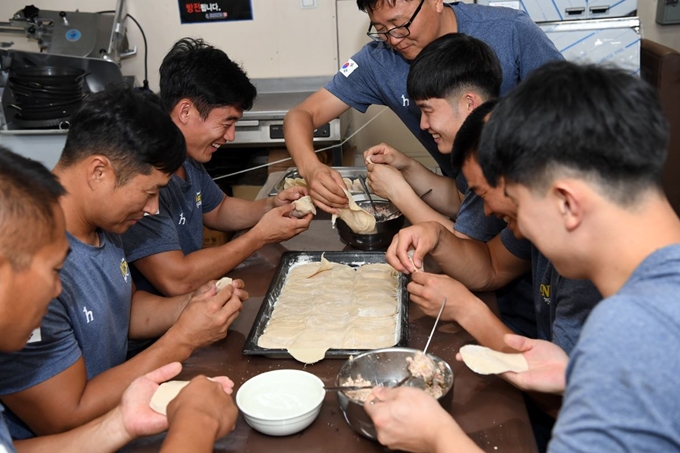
[7,66,86,129]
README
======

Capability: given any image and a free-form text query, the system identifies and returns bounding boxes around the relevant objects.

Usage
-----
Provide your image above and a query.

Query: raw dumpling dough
[215,277,233,293]
[288,347,329,364]
[459,344,529,375]
[150,380,190,415]
[407,249,424,272]
[291,195,317,218]
[332,189,376,234]
[283,177,307,189]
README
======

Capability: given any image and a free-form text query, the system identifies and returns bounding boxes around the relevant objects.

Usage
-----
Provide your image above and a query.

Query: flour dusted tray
[243,251,409,359]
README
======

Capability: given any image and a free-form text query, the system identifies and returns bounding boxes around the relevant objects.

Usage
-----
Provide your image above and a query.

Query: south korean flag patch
[339,58,358,77]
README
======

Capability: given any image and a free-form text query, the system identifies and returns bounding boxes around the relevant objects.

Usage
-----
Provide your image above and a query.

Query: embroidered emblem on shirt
[540,283,551,305]
[178,212,186,225]
[27,327,42,343]
[401,94,409,107]
[340,58,358,77]
[83,306,94,323]
[196,191,203,208]
[120,257,130,283]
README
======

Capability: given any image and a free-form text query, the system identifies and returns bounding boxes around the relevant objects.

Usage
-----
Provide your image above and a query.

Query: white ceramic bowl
[236,369,325,436]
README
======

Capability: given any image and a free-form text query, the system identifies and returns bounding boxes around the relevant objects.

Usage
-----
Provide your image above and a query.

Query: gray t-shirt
[550,244,680,452]
[501,227,601,355]
[0,231,132,439]
[123,158,224,295]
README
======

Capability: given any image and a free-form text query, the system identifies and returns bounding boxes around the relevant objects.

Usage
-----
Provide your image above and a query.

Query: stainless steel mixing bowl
[335,347,454,440]
[336,200,405,251]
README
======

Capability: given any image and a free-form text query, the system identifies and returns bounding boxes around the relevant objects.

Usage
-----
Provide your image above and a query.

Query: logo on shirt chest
[539,283,552,305]
[120,257,130,283]
[195,191,202,209]
[401,94,409,107]
[178,212,186,225]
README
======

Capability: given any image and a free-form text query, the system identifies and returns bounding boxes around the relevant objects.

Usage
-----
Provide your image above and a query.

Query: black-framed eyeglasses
[366,0,425,42]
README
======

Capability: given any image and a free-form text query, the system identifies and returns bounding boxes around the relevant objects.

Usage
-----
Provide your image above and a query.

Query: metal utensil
[358,175,385,222]
[424,297,447,354]
[325,385,373,392]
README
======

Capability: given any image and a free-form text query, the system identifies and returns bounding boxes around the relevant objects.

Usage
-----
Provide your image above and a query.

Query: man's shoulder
[452,1,526,25]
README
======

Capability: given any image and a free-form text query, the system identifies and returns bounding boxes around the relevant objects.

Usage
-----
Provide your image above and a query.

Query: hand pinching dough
[291,195,317,218]
[215,277,233,293]
[459,344,529,375]
[149,380,190,415]
[331,189,376,234]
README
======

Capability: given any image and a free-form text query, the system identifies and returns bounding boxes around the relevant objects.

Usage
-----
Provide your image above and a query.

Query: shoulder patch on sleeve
[339,58,359,77]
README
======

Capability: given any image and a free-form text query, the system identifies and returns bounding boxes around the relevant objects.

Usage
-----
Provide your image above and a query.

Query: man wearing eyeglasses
[284,0,562,214]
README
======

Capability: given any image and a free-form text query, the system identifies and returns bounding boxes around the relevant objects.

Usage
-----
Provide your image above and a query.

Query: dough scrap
[291,195,317,218]
[150,380,190,415]
[331,189,376,234]
[215,277,233,293]
[407,249,424,273]
[288,347,329,364]
[459,344,529,375]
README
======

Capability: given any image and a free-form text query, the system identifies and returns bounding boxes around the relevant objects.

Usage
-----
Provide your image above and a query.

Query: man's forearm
[431,229,500,290]
[160,412,221,453]
[129,291,190,339]
[283,109,320,177]
[15,407,133,453]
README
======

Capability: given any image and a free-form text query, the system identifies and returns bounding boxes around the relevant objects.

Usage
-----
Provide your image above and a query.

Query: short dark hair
[451,99,499,170]
[0,147,66,270]
[58,86,186,186]
[407,33,502,102]
[478,61,669,206]
[357,0,398,13]
[160,38,257,118]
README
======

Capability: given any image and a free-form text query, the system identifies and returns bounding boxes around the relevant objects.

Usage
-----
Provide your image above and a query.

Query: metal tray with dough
[242,251,409,359]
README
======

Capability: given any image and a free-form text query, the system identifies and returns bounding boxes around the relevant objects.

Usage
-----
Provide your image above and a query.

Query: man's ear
[86,155,113,191]
[172,99,194,126]
[554,181,582,232]
[463,92,484,114]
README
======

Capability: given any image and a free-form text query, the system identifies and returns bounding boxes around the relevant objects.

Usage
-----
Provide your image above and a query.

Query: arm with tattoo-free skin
[364,143,462,221]
[2,282,246,436]
[364,386,482,453]
[160,375,238,453]
[283,88,352,213]
[408,272,515,352]
[386,222,529,291]
[133,188,312,296]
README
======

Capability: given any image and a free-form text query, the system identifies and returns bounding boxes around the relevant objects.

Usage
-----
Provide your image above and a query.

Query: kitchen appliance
[206,76,348,188]
[0,1,133,137]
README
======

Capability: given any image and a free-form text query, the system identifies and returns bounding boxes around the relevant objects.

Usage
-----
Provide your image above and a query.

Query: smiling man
[364,33,501,233]
[0,88,247,440]
[284,0,562,214]
[387,101,601,358]
[123,38,312,298]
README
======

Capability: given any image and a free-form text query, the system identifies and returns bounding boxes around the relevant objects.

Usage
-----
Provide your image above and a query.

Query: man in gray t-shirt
[368,62,680,453]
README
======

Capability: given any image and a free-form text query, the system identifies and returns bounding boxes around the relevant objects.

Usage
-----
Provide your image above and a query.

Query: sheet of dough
[331,189,376,234]
[258,258,400,363]
[459,344,529,375]
[150,380,190,415]
[291,195,317,218]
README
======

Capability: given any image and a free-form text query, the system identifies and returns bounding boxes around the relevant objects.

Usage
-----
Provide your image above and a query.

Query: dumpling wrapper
[287,347,329,364]
[407,249,424,272]
[303,254,334,279]
[291,195,317,218]
[331,189,376,234]
[283,177,307,189]
[215,277,233,293]
[150,380,190,415]
[459,344,529,375]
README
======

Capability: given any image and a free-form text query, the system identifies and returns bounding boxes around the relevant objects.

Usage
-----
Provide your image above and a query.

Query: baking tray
[269,166,372,196]
[243,251,409,359]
